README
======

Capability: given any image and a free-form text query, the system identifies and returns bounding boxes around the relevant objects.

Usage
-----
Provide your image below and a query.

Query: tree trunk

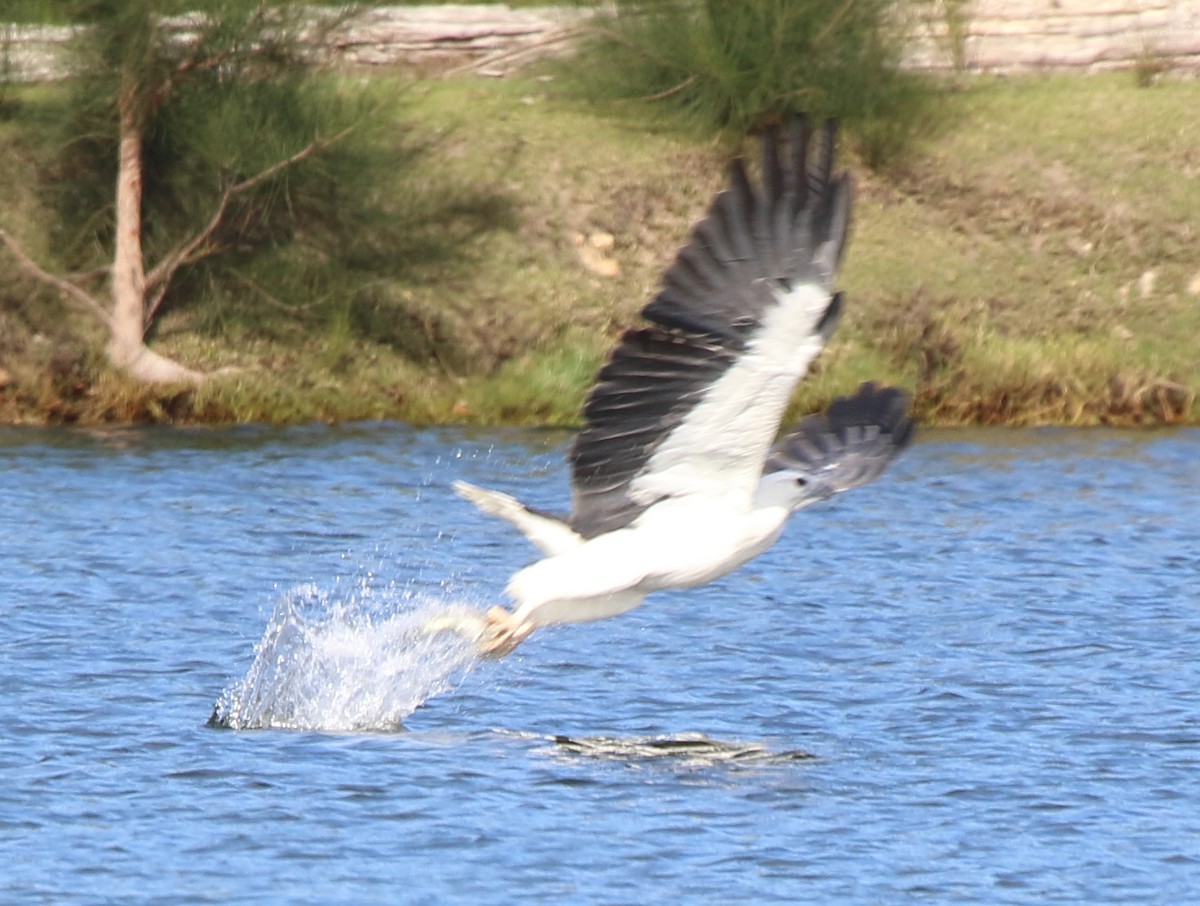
[106,72,203,385]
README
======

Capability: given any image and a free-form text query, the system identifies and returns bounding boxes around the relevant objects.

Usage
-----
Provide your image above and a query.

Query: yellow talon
[478,606,534,657]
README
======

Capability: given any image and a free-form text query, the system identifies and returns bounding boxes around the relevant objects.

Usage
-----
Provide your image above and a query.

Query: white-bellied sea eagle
[454,118,913,655]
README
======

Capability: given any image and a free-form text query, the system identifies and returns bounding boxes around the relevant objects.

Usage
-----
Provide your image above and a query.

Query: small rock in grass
[574,231,619,277]
[1187,269,1200,296]
[588,231,614,252]
[1138,269,1157,299]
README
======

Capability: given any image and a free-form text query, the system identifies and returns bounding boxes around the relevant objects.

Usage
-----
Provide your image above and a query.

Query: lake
[2,423,1198,903]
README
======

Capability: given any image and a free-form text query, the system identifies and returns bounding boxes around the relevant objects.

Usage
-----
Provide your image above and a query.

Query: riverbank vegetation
[562,0,938,168]
[1,65,1197,427]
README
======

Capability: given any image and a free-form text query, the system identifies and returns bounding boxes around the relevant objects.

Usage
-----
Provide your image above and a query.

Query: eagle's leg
[478,606,534,657]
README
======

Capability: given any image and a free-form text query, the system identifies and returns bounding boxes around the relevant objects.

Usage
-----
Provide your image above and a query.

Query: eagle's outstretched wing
[569,119,852,538]
[765,382,915,495]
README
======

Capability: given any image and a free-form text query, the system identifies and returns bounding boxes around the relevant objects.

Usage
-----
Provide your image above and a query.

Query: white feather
[629,281,831,509]
[505,494,791,627]
[453,480,582,556]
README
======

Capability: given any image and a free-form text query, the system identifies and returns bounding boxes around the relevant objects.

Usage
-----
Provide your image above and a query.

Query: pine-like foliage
[39,1,510,356]
[566,0,939,167]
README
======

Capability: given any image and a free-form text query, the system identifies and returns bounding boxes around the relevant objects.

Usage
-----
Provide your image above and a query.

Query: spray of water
[210,584,487,732]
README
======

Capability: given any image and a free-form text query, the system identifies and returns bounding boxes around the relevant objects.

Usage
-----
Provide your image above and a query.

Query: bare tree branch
[63,264,112,284]
[142,271,178,328]
[232,122,357,195]
[639,73,699,102]
[152,43,249,112]
[150,6,272,111]
[228,268,322,315]
[142,124,357,328]
[814,0,857,46]
[0,228,114,330]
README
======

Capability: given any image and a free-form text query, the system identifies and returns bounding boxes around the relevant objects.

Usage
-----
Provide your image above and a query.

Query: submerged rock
[550,732,814,766]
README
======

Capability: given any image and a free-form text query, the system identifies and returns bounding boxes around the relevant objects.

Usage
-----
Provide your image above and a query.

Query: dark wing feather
[641,119,845,346]
[570,327,736,537]
[569,118,852,538]
[764,382,914,492]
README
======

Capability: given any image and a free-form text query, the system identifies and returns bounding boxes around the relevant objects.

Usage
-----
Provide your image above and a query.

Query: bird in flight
[454,118,913,656]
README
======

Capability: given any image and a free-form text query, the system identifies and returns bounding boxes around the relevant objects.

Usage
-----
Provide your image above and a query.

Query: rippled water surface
[3,424,1198,903]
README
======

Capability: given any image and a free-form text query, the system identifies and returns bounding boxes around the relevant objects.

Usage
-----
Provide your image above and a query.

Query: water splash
[210,584,487,732]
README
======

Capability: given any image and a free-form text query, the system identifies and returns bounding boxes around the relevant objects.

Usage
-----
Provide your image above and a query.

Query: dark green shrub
[565,0,939,166]
[37,0,514,360]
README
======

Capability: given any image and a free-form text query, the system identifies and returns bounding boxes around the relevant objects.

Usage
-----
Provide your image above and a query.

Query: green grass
[1,71,1198,427]
[838,73,1199,423]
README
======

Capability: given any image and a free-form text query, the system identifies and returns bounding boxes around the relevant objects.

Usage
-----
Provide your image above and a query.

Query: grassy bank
[1,71,1197,427]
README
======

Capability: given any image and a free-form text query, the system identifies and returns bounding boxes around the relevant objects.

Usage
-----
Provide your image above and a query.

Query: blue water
[2,424,1198,903]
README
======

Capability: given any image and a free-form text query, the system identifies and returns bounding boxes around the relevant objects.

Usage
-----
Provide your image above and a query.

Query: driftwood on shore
[3,1,1200,83]
[0,5,585,82]
[908,0,1200,73]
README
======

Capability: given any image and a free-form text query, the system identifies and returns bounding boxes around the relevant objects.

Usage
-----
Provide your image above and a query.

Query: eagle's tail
[452,480,582,557]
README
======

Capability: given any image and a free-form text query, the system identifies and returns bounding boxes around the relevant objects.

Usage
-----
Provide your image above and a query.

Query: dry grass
[832,73,1199,425]
[1,71,1198,427]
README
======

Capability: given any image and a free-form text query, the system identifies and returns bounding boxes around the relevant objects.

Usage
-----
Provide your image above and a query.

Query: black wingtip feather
[825,382,914,440]
[643,112,848,345]
[765,382,915,492]
[829,172,854,269]
[787,115,811,212]
[808,119,839,227]
[816,291,843,341]
[761,122,784,205]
